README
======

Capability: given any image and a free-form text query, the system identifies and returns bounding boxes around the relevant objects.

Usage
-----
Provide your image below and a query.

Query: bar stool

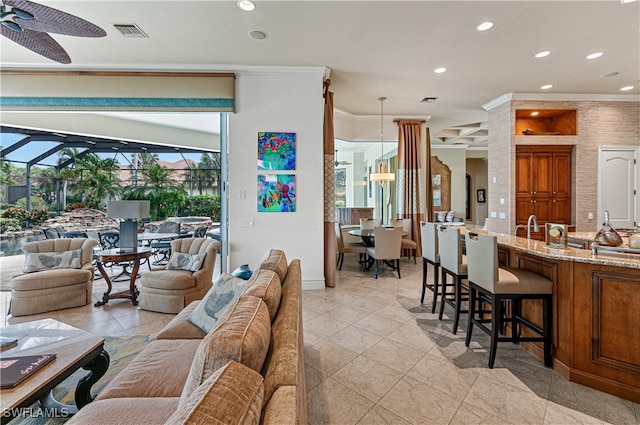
[464,231,553,368]
[420,221,440,313]
[437,225,469,334]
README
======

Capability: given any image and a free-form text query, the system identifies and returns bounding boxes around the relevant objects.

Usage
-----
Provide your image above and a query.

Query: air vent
[113,24,148,38]
[421,97,438,103]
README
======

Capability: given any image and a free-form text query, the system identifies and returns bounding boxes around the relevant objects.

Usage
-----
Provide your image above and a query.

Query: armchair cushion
[167,252,207,272]
[23,249,82,273]
[187,273,249,333]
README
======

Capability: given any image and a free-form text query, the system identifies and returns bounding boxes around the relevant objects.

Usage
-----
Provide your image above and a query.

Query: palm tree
[57,147,81,207]
[195,152,221,195]
[33,167,58,205]
[73,154,122,209]
[125,163,185,220]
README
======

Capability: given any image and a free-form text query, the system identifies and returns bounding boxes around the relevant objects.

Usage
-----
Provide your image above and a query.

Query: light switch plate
[490,211,497,218]
[499,212,506,219]
[240,218,254,227]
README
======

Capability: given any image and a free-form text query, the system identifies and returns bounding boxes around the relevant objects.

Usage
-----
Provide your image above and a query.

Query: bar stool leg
[465,285,476,347]
[438,269,448,321]
[489,294,501,369]
[431,264,440,314]
[453,276,462,334]
[421,258,428,303]
[543,296,552,367]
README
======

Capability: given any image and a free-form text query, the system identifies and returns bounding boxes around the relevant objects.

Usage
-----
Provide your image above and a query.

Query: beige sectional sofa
[67,249,307,425]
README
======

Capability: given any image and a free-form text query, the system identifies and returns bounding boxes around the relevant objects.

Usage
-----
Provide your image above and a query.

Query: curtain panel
[395,119,426,257]
[323,82,336,287]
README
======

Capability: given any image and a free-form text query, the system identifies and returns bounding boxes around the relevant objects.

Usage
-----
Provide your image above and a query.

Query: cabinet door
[551,197,571,223]
[516,153,533,197]
[532,198,551,223]
[532,153,552,197]
[552,153,571,197]
[516,198,533,223]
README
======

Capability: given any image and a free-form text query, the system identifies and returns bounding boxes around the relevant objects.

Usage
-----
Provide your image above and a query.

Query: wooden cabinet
[516,146,573,240]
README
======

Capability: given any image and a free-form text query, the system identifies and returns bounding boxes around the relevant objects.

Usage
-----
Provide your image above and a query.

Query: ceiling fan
[0,0,106,64]
[334,150,352,167]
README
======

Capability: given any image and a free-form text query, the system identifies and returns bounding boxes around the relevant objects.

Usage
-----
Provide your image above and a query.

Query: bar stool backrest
[372,226,403,260]
[465,231,499,293]
[360,218,382,230]
[437,225,463,274]
[420,221,438,263]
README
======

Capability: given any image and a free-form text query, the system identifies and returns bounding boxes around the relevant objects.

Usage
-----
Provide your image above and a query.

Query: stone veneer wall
[488,98,640,234]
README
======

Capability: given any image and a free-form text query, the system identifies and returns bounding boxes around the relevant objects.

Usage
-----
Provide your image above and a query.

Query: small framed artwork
[477,189,486,203]
[257,132,296,170]
[257,174,296,212]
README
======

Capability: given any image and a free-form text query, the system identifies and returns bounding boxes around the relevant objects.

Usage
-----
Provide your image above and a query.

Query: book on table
[0,337,18,353]
[0,354,56,389]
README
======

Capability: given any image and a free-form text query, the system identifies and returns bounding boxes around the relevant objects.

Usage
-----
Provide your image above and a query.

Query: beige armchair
[10,238,99,317]
[139,238,220,313]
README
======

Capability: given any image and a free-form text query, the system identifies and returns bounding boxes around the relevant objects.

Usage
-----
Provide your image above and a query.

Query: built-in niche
[516,109,577,136]
[431,156,451,213]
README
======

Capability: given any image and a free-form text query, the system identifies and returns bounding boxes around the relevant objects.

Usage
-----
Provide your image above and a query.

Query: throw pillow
[187,273,249,333]
[445,210,456,222]
[434,211,446,223]
[23,249,82,273]
[166,252,207,272]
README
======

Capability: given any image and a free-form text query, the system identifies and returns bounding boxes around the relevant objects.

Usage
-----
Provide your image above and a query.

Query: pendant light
[369,96,395,184]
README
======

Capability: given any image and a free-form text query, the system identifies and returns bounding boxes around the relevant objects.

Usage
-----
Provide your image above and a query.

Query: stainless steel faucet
[527,214,539,239]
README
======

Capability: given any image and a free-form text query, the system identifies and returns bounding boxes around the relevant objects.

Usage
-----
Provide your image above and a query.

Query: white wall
[229,69,326,290]
[431,146,467,218]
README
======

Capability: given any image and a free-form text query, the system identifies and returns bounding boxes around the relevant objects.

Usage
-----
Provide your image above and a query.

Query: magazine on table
[0,354,56,389]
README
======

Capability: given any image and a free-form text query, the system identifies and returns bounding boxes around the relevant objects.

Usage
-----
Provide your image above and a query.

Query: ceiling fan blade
[1,25,70,63]
[5,0,106,37]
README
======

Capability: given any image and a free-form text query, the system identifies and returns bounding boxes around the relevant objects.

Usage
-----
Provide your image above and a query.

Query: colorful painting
[258,132,296,170]
[258,174,296,212]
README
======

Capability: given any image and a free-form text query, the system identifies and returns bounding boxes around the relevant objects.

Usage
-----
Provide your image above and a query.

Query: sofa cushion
[12,268,92,290]
[23,249,82,273]
[262,386,298,425]
[97,340,201,400]
[66,397,179,425]
[187,273,249,333]
[157,301,207,340]
[141,270,196,290]
[434,211,446,222]
[243,269,281,322]
[167,252,207,272]
[166,361,263,425]
[255,249,288,282]
[181,295,271,403]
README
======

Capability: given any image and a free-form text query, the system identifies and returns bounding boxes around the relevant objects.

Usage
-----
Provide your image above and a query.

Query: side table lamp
[107,200,150,252]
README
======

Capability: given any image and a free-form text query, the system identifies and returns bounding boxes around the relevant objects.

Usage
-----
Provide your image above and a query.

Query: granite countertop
[481,231,640,270]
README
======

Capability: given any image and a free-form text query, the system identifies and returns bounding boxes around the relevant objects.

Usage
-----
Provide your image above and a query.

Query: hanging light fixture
[370,96,395,184]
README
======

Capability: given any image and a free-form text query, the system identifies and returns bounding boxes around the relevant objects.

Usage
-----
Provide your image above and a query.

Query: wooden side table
[94,248,152,306]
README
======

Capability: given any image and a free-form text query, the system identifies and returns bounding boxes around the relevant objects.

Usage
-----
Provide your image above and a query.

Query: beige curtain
[323,81,336,287]
[395,119,426,257]
[424,127,433,225]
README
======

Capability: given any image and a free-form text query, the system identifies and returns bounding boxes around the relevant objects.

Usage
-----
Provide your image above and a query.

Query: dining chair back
[98,231,120,250]
[390,218,418,263]
[366,226,403,279]
[437,225,469,334]
[420,221,440,312]
[62,231,89,239]
[192,226,208,238]
[360,218,382,230]
[335,222,367,270]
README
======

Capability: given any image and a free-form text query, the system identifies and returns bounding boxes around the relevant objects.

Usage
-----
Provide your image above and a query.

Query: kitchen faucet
[527,214,539,240]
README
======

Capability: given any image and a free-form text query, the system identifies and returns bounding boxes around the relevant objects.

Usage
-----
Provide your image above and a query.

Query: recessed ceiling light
[534,51,551,58]
[434,67,447,74]
[601,71,620,78]
[621,0,637,4]
[530,111,539,116]
[586,52,603,60]
[237,0,255,11]
[476,21,494,31]
[620,86,635,91]
[249,30,268,40]
[540,84,554,90]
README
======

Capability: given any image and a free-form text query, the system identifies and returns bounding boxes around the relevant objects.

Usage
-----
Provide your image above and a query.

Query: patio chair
[148,221,181,265]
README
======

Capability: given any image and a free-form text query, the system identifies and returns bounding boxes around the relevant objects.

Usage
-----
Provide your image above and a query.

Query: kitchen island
[484,232,639,403]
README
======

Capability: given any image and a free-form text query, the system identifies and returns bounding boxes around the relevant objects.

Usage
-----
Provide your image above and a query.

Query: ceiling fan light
[1,20,23,32]
[12,7,34,20]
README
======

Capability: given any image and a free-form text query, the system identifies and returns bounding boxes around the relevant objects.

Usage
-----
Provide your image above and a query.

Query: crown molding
[483,92,640,111]
[334,108,431,122]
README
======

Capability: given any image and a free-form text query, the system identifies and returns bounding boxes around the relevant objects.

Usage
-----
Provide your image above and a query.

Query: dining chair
[335,222,367,270]
[464,231,553,368]
[389,218,418,263]
[62,230,89,238]
[420,221,440,313]
[366,226,403,279]
[192,226,208,238]
[360,218,382,230]
[437,225,469,334]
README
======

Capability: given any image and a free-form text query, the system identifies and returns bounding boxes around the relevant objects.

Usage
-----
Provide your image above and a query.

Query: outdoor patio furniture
[148,221,181,264]
[10,238,99,317]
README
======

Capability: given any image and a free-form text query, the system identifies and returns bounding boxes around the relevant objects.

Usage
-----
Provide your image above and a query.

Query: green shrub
[29,209,50,226]
[0,218,22,233]
[15,197,48,211]
[179,195,221,222]
[1,207,28,223]
[65,202,84,212]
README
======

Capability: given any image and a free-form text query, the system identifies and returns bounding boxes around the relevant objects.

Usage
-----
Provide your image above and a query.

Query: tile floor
[1,253,639,424]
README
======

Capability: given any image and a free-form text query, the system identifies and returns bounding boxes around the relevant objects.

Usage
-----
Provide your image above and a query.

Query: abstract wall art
[257,132,296,170]
[257,174,296,212]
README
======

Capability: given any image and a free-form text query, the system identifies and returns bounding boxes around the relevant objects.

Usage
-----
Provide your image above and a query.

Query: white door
[598,147,637,229]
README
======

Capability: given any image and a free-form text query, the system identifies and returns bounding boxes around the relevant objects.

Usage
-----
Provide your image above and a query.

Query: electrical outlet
[490,211,497,218]
[588,212,593,220]
[499,212,506,219]
[239,218,254,227]
[239,189,246,199]
[492,176,497,184]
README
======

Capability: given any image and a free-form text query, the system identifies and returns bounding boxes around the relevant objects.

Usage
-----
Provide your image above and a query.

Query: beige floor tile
[332,355,402,403]
[304,312,352,339]
[326,324,384,354]
[483,355,554,399]
[304,296,341,314]
[306,378,374,425]
[302,306,323,323]
[386,322,439,352]
[362,338,426,374]
[378,375,462,424]
[449,401,518,425]
[303,329,325,347]
[355,405,411,425]
[464,373,548,424]
[406,352,480,398]
[327,304,373,326]
[353,313,404,337]
[305,364,327,392]
[543,401,613,425]
[82,319,127,336]
[304,340,359,376]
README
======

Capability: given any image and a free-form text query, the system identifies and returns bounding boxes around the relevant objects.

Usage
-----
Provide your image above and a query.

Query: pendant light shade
[369,96,395,184]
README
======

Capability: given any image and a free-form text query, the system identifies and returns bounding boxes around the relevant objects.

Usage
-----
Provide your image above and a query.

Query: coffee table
[0,319,109,424]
